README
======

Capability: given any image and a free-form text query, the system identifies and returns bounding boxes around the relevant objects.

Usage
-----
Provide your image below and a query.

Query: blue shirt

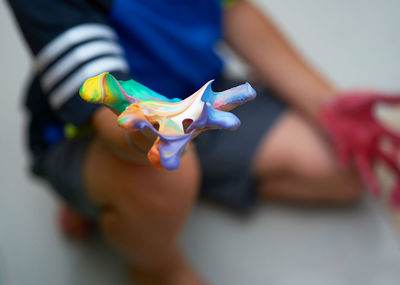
[109,0,224,99]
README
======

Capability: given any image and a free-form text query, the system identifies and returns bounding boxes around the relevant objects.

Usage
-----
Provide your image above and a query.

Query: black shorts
[32,78,286,217]
[196,78,286,212]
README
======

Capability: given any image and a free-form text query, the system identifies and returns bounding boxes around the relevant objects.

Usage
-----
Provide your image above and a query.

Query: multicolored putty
[80,72,256,170]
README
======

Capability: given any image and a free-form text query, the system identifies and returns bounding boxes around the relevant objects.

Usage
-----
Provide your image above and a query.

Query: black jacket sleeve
[7,0,130,125]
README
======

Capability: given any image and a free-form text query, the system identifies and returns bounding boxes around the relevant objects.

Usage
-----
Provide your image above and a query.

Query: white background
[1,0,400,284]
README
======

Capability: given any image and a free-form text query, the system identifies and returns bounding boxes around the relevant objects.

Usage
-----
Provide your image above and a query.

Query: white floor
[1,1,400,284]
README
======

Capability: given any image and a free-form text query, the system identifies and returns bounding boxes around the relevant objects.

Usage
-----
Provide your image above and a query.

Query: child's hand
[81,72,256,170]
[319,91,400,206]
[92,106,156,165]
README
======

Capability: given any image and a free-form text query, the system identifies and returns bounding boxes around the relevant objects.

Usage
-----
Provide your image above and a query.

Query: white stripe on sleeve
[36,23,117,72]
[41,41,124,91]
[49,56,129,109]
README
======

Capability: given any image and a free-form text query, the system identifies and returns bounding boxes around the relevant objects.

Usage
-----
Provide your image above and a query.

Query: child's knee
[299,155,364,204]
[329,170,364,204]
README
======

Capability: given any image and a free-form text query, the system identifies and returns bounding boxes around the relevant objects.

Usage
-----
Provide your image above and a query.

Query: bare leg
[252,111,364,205]
[83,137,205,284]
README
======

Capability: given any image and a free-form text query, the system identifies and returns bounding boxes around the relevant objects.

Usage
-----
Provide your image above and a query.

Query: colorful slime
[80,72,256,170]
[320,91,400,207]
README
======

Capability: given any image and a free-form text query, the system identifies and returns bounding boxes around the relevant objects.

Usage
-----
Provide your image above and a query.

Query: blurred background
[1,0,400,284]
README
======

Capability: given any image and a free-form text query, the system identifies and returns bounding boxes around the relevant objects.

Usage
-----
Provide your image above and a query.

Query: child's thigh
[251,111,336,177]
[251,111,364,203]
[251,110,363,187]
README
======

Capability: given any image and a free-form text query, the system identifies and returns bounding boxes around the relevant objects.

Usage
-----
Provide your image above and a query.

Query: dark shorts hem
[32,136,99,219]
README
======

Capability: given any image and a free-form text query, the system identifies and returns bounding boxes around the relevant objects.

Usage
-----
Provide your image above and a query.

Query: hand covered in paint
[319,91,400,206]
[80,72,256,170]
[91,106,157,165]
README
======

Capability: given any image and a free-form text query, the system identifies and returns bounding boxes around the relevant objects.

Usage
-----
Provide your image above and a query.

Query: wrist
[304,87,338,123]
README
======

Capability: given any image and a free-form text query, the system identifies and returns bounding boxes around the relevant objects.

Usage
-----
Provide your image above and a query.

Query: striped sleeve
[7,0,129,125]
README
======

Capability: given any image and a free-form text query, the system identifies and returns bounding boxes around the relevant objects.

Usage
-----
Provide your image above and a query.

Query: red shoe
[58,205,95,240]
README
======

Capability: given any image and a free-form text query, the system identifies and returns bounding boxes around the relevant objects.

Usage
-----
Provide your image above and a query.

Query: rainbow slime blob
[80,72,256,170]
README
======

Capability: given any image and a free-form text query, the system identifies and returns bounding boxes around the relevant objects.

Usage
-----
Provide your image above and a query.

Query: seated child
[7,0,364,283]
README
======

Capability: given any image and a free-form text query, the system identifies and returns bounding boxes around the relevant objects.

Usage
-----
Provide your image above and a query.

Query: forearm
[224,1,336,121]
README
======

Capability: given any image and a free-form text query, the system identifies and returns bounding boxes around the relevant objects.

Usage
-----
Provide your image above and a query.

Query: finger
[376,149,400,176]
[355,152,380,196]
[127,131,155,153]
[390,180,400,208]
[205,82,256,112]
[80,72,132,114]
[392,139,400,162]
[147,138,163,170]
[374,93,400,105]
[382,126,400,143]
[140,128,158,141]
[118,104,149,131]
[156,132,193,170]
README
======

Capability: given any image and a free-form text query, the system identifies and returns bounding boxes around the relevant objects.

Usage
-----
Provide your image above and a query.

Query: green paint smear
[104,74,180,114]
